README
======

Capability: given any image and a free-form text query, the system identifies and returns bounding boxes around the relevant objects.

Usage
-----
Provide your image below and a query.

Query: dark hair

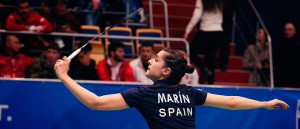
[55,0,67,5]
[175,47,187,53]
[18,0,30,6]
[259,28,268,43]
[202,0,223,12]
[78,41,92,52]
[46,43,60,52]
[108,42,124,57]
[141,41,154,50]
[163,48,195,84]
[285,22,296,27]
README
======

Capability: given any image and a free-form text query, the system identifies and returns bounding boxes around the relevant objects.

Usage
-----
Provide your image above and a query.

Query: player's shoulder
[137,85,151,90]
[186,85,206,92]
[122,85,151,96]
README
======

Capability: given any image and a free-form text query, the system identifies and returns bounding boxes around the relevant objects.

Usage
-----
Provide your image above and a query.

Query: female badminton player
[54,48,289,129]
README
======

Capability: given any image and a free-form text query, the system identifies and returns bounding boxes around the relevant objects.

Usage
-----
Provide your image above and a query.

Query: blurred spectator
[53,1,81,33]
[20,34,54,57]
[123,0,145,23]
[0,34,36,78]
[38,1,52,23]
[275,22,300,88]
[176,47,199,85]
[68,41,98,80]
[184,0,224,84]
[5,0,54,57]
[99,0,125,28]
[242,28,270,86]
[97,42,135,81]
[38,0,65,21]
[51,1,82,50]
[30,43,60,79]
[130,41,154,83]
[220,0,242,72]
[68,0,103,25]
[5,0,53,32]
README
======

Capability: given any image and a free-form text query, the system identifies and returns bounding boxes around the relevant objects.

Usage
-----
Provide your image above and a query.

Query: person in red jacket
[0,34,36,78]
[5,0,53,32]
[97,42,135,82]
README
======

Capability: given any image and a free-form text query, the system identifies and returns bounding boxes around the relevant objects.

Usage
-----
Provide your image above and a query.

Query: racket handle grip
[67,48,81,60]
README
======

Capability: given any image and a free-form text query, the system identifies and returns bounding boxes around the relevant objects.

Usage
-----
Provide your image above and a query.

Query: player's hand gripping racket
[67,8,143,60]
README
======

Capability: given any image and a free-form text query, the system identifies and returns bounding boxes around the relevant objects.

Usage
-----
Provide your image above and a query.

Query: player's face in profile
[145,50,168,81]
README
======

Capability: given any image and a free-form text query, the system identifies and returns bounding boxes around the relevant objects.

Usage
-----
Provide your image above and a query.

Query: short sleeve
[120,87,143,108]
[190,87,207,105]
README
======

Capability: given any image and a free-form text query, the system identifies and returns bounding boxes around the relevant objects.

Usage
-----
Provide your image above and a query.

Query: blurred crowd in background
[0,0,299,88]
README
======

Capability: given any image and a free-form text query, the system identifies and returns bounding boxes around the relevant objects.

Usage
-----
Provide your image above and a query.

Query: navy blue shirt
[121,80,207,129]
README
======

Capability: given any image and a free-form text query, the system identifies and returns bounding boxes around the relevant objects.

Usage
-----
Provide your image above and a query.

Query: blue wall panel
[0,79,299,129]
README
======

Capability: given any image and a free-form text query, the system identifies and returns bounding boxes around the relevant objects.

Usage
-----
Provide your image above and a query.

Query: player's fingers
[62,56,67,61]
[54,63,60,70]
[274,106,280,109]
[56,59,63,63]
[54,59,66,67]
[281,103,288,110]
[62,56,71,63]
[274,100,289,110]
[278,100,289,110]
[282,103,288,110]
[279,104,286,110]
[282,101,289,108]
[284,105,288,110]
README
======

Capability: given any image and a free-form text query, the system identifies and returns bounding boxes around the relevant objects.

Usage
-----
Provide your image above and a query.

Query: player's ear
[162,67,171,77]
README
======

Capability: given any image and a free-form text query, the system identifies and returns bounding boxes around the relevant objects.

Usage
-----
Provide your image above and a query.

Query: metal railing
[149,0,170,47]
[0,29,190,63]
[231,0,274,88]
[248,0,274,88]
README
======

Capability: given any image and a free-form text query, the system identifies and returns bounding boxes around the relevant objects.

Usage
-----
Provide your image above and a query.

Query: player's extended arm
[204,93,289,110]
[54,56,129,110]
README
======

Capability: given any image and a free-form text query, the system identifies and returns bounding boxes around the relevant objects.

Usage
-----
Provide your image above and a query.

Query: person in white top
[184,0,224,84]
[130,41,155,83]
[176,47,200,85]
